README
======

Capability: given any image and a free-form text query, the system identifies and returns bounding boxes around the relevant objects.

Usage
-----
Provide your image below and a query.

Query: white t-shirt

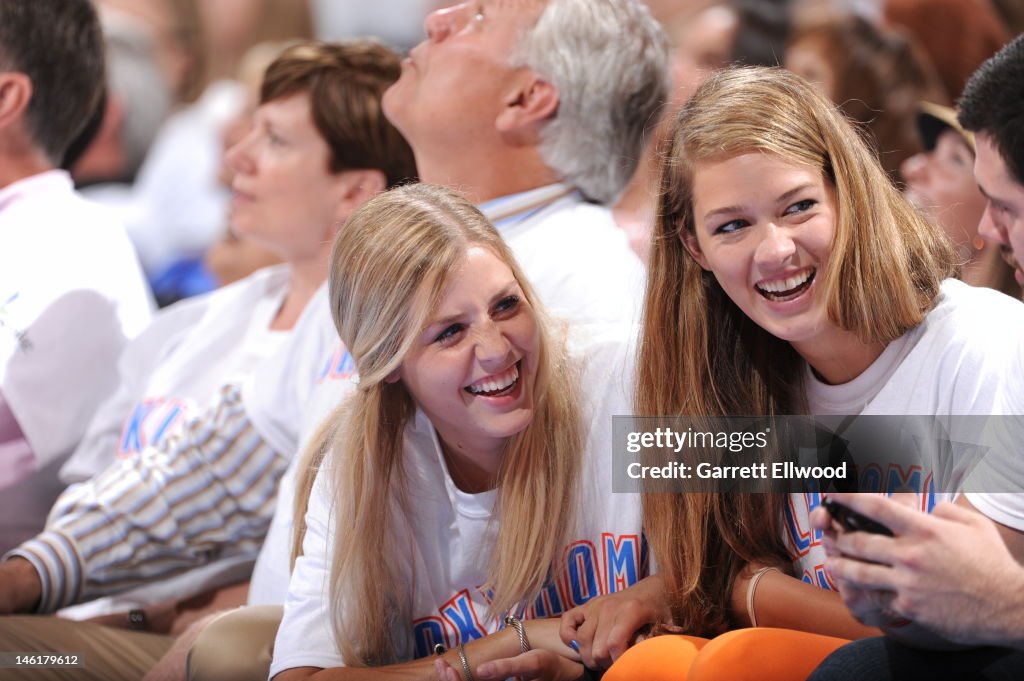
[965,493,1024,532]
[247,187,645,605]
[269,325,640,675]
[785,280,1024,587]
[483,185,645,326]
[61,265,291,482]
[243,283,350,605]
[964,324,1024,530]
[55,266,291,619]
[0,170,152,550]
[243,285,342,462]
[246,344,356,606]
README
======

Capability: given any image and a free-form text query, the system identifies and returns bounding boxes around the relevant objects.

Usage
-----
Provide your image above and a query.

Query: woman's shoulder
[936,277,1024,313]
[565,322,638,377]
[199,263,292,308]
[903,279,1024,391]
[150,263,291,331]
[564,319,639,350]
[925,278,1024,338]
[563,322,639,420]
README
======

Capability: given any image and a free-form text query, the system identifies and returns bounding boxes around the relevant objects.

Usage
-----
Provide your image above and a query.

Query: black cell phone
[822,497,894,536]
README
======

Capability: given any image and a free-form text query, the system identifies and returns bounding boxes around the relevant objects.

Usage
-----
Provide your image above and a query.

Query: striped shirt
[5,385,284,613]
[4,183,643,613]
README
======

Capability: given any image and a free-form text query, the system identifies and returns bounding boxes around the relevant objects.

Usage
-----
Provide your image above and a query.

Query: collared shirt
[480,183,645,326]
[0,169,151,550]
[0,170,152,461]
[479,183,576,227]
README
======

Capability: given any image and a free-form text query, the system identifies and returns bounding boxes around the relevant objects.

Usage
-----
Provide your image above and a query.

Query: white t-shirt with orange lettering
[788,280,1024,587]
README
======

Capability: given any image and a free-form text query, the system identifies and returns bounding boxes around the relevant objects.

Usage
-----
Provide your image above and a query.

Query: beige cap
[916,102,975,152]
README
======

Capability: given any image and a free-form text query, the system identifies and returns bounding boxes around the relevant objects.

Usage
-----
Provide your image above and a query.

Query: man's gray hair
[103,13,172,179]
[514,0,669,204]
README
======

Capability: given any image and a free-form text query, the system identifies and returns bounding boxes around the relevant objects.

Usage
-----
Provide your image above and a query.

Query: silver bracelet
[503,614,532,654]
[458,642,475,681]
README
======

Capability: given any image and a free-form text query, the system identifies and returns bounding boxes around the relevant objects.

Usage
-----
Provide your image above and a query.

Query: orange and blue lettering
[603,533,639,594]
[564,541,601,606]
[317,344,356,383]
[439,590,486,644]
[413,616,449,658]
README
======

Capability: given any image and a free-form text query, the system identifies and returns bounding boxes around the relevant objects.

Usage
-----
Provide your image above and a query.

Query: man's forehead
[482,0,547,19]
[485,0,547,10]
[976,133,1024,201]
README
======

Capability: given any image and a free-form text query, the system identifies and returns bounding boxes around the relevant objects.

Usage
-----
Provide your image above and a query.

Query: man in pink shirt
[0,0,152,551]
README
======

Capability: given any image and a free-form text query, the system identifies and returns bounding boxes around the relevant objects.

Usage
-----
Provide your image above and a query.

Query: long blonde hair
[293,183,583,665]
[639,67,958,635]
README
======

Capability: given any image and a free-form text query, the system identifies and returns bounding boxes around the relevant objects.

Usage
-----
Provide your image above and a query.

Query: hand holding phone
[822,497,894,536]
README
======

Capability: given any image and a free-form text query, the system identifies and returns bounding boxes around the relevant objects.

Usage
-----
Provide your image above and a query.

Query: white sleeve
[269,463,346,675]
[965,493,1024,531]
[60,298,207,483]
[5,386,284,613]
[244,285,336,456]
[3,290,128,468]
[248,374,358,606]
[964,343,1024,530]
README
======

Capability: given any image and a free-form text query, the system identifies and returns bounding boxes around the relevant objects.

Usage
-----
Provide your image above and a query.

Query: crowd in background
[1,0,1023,680]
[57,0,1024,300]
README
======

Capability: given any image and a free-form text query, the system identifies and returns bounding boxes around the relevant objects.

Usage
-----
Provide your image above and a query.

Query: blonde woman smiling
[271,184,641,681]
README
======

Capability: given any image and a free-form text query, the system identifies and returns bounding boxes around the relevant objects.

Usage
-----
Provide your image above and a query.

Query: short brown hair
[959,33,1024,186]
[261,41,416,188]
[0,0,105,164]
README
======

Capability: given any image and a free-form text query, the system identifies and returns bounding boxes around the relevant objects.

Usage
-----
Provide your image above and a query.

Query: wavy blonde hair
[292,183,583,665]
[638,67,958,636]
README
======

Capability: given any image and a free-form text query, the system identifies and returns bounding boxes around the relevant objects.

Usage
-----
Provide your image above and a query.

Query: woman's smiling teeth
[756,267,816,301]
[465,362,520,397]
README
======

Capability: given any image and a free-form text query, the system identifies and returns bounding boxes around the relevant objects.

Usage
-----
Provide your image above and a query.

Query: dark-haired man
[960,33,1024,289]
[0,0,151,551]
[807,33,1024,680]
